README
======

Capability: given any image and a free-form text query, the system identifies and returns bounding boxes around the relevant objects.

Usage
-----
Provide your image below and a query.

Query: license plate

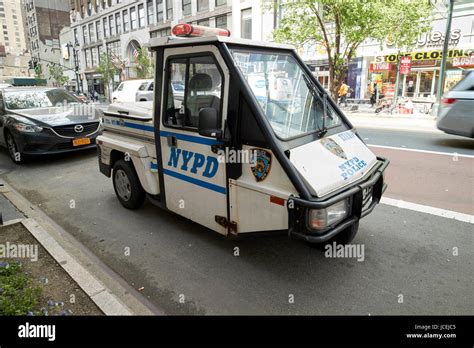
[72,138,91,146]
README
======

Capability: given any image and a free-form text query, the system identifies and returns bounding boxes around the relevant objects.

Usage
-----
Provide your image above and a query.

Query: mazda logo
[74,125,84,133]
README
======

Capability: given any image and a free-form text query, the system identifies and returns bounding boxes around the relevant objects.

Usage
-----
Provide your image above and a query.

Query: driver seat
[186,73,220,127]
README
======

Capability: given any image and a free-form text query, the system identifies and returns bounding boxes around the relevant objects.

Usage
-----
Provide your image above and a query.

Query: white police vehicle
[97,24,389,245]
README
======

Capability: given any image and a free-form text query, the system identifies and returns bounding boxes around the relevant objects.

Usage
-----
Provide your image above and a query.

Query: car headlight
[308,199,349,231]
[13,123,43,133]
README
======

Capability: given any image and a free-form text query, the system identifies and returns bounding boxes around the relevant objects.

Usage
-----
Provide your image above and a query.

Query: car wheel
[327,222,359,245]
[112,159,145,209]
[5,131,25,164]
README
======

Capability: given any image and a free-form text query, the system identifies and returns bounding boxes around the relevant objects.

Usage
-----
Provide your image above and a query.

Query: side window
[164,55,223,130]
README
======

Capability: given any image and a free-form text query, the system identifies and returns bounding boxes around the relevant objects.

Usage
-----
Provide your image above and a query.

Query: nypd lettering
[339,157,367,180]
[337,131,355,142]
[167,147,219,178]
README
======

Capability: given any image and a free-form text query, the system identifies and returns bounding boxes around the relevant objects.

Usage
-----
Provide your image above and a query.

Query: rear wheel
[5,131,25,164]
[112,159,145,209]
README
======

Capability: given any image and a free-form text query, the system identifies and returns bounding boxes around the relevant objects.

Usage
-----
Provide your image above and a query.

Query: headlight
[13,123,43,133]
[308,199,349,231]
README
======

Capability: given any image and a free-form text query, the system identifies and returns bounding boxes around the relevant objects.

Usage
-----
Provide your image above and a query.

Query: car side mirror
[198,108,222,138]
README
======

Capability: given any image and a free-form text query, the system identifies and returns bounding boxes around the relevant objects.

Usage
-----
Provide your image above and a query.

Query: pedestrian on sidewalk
[338,81,350,107]
[368,82,375,107]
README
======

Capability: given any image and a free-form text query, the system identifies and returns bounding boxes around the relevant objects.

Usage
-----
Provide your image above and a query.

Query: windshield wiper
[302,74,328,137]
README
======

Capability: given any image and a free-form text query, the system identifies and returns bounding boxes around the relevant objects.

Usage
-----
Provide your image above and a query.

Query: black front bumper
[288,156,389,243]
[14,128,99,155]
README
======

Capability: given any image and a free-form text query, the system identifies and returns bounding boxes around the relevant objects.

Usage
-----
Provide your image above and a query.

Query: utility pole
[66,41,82,94]
[436,0,454,110]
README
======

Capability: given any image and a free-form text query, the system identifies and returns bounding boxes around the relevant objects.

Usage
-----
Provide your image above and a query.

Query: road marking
[381,197,474,224]
[368,144,474,158]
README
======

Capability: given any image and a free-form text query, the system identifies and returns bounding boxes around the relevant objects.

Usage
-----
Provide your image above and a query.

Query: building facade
[0,0,30,80]
[303,0,474,101]
[69,0,275,95]
[24,0,71,85]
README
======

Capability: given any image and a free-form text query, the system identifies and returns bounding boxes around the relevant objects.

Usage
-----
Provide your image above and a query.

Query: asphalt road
[0,128,472,315]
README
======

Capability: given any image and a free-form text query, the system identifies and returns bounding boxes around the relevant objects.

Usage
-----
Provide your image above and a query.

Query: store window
[241,8,252,39]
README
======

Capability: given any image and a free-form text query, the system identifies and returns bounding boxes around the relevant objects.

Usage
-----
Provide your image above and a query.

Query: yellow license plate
[72,138,91,146]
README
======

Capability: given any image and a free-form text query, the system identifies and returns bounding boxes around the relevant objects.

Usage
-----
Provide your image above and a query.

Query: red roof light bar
[172,24,231,37]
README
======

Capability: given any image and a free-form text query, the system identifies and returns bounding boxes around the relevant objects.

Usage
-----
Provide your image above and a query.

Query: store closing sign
[400,56,411,74]
[375,48,474,63]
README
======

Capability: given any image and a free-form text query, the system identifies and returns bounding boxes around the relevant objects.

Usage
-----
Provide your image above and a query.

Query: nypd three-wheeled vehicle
[97,24,389,245]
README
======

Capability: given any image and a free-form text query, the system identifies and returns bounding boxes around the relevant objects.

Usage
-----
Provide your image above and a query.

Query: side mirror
[198,107,222,138]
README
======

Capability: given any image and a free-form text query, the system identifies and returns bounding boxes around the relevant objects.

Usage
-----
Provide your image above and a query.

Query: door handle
[167,135,177,147]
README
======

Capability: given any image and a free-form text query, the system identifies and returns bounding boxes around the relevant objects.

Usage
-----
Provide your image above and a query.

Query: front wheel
[328,222,359,245]
[5,131,25,164]
[112,159,145,209]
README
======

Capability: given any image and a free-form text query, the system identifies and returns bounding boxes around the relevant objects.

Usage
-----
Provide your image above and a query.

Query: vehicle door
[159,46,229,235]
[0,92,6,145]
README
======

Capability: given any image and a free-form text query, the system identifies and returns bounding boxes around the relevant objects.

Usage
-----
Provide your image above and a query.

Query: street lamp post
[436,0,454,112]
[66,41,82,93]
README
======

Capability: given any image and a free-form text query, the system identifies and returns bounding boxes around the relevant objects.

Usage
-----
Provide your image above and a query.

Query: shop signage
[452,54,474,67]
[369,62,391,71]
[400,56,411,74]
[387,29,462,49]
[376,48,474,63]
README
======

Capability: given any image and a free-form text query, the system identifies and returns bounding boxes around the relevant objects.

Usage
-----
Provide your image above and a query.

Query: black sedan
[0,87,102,164]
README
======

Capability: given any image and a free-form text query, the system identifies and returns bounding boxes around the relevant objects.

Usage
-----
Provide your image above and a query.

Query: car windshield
[4,89,80,110]
[231,49,342,139]
[172,81,185,91]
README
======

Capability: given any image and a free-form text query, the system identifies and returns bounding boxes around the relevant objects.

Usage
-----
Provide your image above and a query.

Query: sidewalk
[344,109,439,133]
[0,180,159,315]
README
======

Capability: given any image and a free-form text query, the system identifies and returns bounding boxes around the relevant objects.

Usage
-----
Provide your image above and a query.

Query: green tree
[134,48,153,79]
[266,0,433,99]
[34,63,46,86]
[98,52,119,102]
[48,64,69,87]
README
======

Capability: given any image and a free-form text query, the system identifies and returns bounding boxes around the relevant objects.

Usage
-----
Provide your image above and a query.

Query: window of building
[138,4,145,28]
[88,23,95,42]
[82,25,89,44]
[109,15,115,36]
[87,0,92,16]
[166,0,173,20]
[197,0,208,12]
[151,27,170,38]
[91,47,98,67]
[197,19,209,26]
[147,0,154,25]
[130,7,137,30]
[182,0,191,16]
[156,0,163,22]
[164,55,223,130]
[85,49,91,67]
[103,17,108,38]
[215,15,227,28]
[241,8,252,39]
[74,28,79,44]
[96,21,101,40]
[115,12,121,34]
[106,40,121,59]
[123,9,129,32]
[215,0,226,7]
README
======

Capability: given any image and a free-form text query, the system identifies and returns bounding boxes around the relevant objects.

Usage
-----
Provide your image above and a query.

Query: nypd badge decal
[320,138,348,160]
[250,149,272,182]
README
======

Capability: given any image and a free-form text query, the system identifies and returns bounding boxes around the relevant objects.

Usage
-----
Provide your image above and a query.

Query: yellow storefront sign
[375,48,474,63]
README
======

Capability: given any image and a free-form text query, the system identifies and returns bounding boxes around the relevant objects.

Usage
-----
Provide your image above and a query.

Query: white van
[112,79,153,102]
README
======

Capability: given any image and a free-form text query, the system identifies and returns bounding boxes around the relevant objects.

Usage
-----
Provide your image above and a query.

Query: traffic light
[28,60,33,70]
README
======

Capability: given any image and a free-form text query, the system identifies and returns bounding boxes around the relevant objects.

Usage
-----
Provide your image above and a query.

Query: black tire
[112,159,145,209]
[5,131,25,164]
[328,222,359,245]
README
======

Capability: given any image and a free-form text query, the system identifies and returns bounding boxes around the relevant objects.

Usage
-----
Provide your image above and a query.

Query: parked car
[112,79,152,103]
[0,83,13,89]
[0,87,101,164]
[135,80,154,102]
[437,70,474,138]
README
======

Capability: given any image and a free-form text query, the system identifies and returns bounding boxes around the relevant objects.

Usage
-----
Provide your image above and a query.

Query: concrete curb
[0,182,160,315]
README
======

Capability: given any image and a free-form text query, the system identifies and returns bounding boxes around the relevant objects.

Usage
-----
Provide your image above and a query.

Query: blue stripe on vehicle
[163,169,226,195]
[160,131,222,146]
[123,122,155,132]
[151,162,158,170]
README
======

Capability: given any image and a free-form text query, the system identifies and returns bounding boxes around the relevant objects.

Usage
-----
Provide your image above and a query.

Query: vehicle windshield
[4,89,80,110]
[231,49,342,139]
[172,81,185,91]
